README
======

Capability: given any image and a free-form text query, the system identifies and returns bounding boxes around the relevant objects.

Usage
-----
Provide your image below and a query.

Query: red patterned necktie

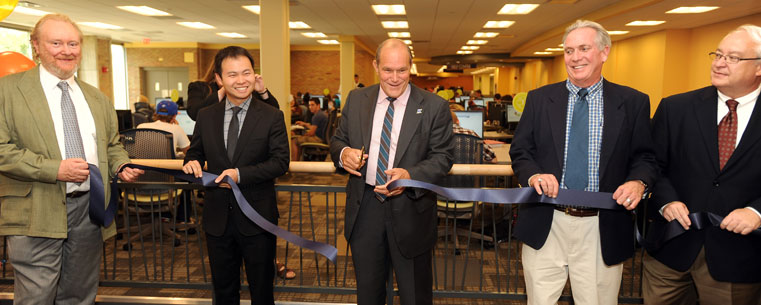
[718,99,739,170]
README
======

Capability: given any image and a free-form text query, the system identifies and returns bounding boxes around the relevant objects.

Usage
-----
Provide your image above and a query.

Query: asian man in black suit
[183,46,289,304]
[330,38,453,305]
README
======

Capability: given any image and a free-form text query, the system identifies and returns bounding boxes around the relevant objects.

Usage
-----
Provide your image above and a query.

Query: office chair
[299,110,338,161]
[118,128,183,250]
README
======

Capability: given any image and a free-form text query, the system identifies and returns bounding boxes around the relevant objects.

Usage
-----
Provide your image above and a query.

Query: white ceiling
[3,0,761,73]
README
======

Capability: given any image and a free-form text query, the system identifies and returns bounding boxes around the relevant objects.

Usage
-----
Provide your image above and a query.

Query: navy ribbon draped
[89,163,338,263]
[386,179,761,250]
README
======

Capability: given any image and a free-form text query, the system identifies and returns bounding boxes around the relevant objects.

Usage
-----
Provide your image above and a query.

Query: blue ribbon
[102,164,338,263]
[87,163,117,227]
[386,179,761,250]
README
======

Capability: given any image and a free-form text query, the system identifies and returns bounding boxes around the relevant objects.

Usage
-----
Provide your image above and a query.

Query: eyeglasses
[709,52,761,64]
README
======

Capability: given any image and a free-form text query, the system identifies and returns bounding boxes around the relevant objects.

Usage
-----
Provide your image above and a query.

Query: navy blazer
[330,84,454,258]
[184,97,290,236]
[509,79,657,265]
[646,86,761,283]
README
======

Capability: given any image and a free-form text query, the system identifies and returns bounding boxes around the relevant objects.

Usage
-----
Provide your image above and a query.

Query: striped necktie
[375,96,396,202]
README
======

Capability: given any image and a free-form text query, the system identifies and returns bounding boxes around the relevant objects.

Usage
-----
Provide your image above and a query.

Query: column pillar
[260,0,291,125]
[339,35,355,111]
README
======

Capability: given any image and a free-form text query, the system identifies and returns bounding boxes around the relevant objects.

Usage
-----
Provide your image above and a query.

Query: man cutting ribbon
[509,20,657,304]
[0,14,143,304]
[182,46,289,305]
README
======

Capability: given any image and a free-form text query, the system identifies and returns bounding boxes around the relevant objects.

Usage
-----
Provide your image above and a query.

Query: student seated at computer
[137,100,190,158]
[450,110,497,163]
[291,98,328,160]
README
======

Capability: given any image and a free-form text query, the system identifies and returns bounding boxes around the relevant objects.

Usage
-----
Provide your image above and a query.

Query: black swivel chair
[300,110,338,161]
[118,128,183,250]
[437,133,494,249]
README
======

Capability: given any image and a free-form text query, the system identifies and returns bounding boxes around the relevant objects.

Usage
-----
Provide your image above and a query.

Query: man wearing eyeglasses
[644,25,761,304]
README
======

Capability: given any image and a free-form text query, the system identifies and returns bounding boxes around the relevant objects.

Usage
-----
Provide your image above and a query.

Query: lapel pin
[416,109,423,114]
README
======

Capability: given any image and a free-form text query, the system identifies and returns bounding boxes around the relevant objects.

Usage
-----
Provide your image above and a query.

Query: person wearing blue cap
[137,100,190,158]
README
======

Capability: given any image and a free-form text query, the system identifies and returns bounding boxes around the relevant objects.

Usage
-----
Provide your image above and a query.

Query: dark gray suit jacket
[330,84,454,258]
[509,79,657,265]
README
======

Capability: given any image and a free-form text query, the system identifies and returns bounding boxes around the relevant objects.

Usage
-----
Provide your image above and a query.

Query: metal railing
[0,161,646,303]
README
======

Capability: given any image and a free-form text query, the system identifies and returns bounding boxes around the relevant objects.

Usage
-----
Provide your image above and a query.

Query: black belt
[554,206,599,217]
[66,191,89,198]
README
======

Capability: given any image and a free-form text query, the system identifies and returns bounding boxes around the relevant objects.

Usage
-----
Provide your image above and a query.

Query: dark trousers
[206,218,276,304]
[350,185,433,305]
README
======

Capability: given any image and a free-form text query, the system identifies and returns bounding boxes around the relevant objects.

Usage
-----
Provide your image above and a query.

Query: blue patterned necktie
[375,96,396,202]
[565,88,589,190]
[58,81,86,160]
[227,106,242,162]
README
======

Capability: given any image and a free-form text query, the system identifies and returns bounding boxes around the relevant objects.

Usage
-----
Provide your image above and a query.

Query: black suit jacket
[330,84,454,258]
[646,85,761,283]
[184,97,290,236]
[509,80,657,265]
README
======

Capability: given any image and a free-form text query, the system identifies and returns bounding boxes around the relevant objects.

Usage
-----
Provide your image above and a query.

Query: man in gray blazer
[0,14,142,304]
[330,38,453,305]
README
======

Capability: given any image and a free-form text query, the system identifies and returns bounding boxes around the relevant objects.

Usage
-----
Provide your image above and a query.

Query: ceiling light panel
[484,21,515,29]
[242,5,260,14]
[11,6,50,16]
[402,40,412,45]
[381,21,409,29]
[666,6,719,14]
[302,32,327,38]
[457,50,473,54]
[474,32,499,38]
[388,32,411,38]
[498,4,539,15]
[534,51,553,55]
[177,22,215,29]
[78,22,123,30]
[372,5,406,15]
[626,20,665,26]
[466,40,488,45]
[545,48,564,51]
[317,40,339,45]
[217,32,246,38]
[461,46,480,50]
[117,6,171,16]
[607,30,630,35]
[289,21,311,29]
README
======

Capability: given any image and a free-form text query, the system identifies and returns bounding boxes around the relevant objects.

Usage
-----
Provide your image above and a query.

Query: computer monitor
[487,102,505,123]
[466,99,485,110]
[483,97,494,103]
[175,109,196,135]
[454,111,484,138]
[454,96,461,103]
[506,105,522,123]
[116,110,133,132]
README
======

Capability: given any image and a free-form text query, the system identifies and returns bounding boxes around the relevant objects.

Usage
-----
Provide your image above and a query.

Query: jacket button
[229,204,233,210]
[713,181,719,187]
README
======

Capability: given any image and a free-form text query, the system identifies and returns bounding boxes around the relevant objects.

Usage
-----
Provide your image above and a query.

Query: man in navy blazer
[643,25,761,304]
[509,20,657,304]
[330,39,453,305]
[183,46,289,304]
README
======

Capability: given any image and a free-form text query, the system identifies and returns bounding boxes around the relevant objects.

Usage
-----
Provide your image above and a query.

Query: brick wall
[126,46,373,106]
[125,47,199,107]
[96,37,113,100]
[410,75,473,91]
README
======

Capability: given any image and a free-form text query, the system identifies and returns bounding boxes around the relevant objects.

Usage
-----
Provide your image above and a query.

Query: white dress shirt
[364,85,411,186]
[39,66,98,193]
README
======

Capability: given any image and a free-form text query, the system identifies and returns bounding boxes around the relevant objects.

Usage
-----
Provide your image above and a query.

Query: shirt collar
[39,64,76,92]
[377,83,412,107]
[565,77,604,98]
[717,83,761,107]
[225,95,252,111]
